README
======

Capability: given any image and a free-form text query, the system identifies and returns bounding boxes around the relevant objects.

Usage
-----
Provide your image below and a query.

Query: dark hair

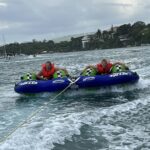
[102,59,107,62]
[46,61,52,64]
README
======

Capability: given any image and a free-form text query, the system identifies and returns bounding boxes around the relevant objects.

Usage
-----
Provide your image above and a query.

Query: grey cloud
[0,0,149,43]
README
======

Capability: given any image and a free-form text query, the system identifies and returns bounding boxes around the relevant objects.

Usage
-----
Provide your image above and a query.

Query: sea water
[0,46,150,150]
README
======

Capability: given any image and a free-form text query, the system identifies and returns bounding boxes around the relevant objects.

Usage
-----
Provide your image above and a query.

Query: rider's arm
[36,70,44,80]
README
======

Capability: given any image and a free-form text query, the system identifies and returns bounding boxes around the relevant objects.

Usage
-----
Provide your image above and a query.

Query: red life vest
[96,63,112,74]
[41,63,55,78]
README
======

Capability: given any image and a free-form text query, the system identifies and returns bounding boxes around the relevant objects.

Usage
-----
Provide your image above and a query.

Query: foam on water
[0,46,150,150]
[63,77,150,99]
[1,93,150,150]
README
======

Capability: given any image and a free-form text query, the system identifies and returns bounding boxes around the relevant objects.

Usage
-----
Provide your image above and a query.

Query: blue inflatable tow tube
[76,71,139,88]
[15,78,71,94]
[14,71,139,94]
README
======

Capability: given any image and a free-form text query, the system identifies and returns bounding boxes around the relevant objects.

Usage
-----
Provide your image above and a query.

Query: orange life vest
[41,63,55,78]
[97,63,112,74]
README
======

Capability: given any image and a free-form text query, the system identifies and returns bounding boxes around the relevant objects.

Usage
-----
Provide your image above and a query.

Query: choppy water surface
[0,47,150,150]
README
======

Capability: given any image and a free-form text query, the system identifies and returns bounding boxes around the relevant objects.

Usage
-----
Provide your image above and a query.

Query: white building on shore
[82,36,90,49]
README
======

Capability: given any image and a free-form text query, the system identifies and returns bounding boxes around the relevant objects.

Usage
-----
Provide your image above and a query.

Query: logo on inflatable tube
[52,79,65,84]
[83,76,95,82]
[109,72,129,77]
[20,81,38,85]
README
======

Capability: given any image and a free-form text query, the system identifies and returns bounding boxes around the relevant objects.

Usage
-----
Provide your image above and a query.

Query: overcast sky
[0,0,150,44]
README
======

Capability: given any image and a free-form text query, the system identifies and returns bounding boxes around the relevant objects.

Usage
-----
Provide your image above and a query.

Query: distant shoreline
[1,21,150,56]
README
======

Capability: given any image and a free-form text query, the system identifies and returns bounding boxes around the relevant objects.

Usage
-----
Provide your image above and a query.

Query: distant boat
[2,34,11,60]
[33,54,36,57]
[28,54,37,58]
[0,56,4,59]
[19,54,26,56]
[2,34,8,59]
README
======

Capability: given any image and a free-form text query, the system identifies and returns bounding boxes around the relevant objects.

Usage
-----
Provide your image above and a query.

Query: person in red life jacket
[96,59,113,74]
[36,61,70,80]
[36,61,56,80]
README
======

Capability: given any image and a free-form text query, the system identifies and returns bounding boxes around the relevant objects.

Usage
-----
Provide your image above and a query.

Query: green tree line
[0,21,150,56]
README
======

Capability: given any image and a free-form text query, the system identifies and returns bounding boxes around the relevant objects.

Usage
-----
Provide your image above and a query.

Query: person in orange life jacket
[36,61,56,80]
[82,59,112,75]
[36,61,69,80]
[96,59,113,74]
[83,59,129,75]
